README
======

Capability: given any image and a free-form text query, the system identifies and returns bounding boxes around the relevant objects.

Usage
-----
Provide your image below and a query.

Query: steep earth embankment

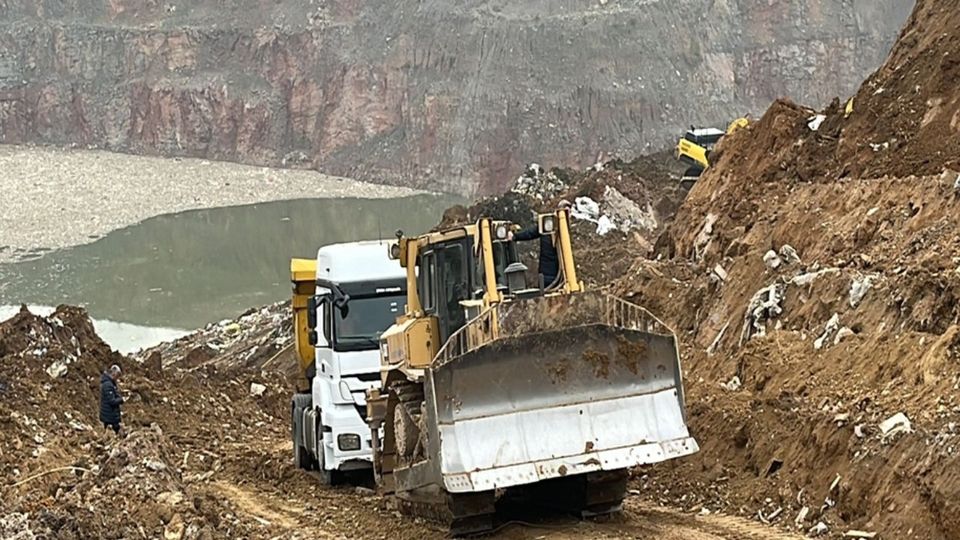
[616,0,960,537]
[0,0,912,195]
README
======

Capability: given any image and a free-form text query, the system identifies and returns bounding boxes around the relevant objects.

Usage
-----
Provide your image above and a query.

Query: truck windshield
[334,294,404,350]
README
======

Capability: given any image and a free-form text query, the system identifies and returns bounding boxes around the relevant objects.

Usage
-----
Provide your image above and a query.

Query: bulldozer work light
[540,215,556,234]
[495,224,508,239]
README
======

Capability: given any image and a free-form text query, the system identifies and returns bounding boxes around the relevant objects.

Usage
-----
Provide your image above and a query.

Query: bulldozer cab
[417,238,473,342]
[411,218,552,343]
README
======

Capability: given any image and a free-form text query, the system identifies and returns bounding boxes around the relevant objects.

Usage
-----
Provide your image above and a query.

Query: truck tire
[292,393,315,470]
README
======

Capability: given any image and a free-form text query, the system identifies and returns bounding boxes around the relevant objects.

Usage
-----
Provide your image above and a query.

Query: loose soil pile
[0,306,431,539]
[616,1,960,537]
[439,151,686,287]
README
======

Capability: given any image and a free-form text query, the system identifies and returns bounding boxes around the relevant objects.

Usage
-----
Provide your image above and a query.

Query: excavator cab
[676,117,749,189]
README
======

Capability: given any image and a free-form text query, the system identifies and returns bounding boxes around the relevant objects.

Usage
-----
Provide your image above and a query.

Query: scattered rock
[763,250,783,270]
[741,283,786,344]
[720,376,742,392]
[596,215,615,236]
[45,361,68,379]
[814,313,841,350]
[843,531,878,539]
[879,412,913,439]
[779,244,802,265]
[144,458,168,472]
[849,274,877,308]
[808,521,829,537]
[355,486,376,496]
[795,506,810,528]
[711,264,728,283]
[790,269,840,287]
[249,383,267,397]
[834,327,855,345]
[572,197,601,221]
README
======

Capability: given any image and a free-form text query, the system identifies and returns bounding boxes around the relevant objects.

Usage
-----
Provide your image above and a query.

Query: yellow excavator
[364,209,699,534]
[676,117,749,189]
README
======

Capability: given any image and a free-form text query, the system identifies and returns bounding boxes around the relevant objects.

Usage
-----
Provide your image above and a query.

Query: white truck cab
[291,240,405,483]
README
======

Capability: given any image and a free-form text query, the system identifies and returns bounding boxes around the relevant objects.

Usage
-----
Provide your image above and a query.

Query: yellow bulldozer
[364,209,699,534]
[676,117,749,189]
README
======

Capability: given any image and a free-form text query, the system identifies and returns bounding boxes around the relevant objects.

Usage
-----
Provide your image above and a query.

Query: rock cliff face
[0,0,912,195]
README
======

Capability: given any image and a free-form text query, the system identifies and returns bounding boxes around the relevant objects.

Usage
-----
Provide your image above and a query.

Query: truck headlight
[337,433,361,451]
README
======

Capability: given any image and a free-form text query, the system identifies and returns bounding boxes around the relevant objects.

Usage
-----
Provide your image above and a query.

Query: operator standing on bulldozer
[510,200,572,287]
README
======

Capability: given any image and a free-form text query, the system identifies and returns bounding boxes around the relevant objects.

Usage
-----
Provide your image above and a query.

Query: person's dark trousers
[104,422,120,434]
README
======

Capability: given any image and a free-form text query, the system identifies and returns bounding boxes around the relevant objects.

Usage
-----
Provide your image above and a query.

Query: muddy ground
[0,305,802,540]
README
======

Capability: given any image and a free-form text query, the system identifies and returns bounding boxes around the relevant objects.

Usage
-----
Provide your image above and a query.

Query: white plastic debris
[834,327,855,345]
[720,376,742,392]
[46,361,68,379]
[790,268,840,286]
[814,314,841,350]
[779,244,801,265]
[795,506,810,527]
[596,215,615,236]
[808,114,827,131]
[763,250,783,270]
[741,284,785,344]
[843,531,878,539]
[879,412,913,438]
[711,264,728,283]
[143,459,167,472]
[572,197,601,221]
[808,521,829,536]
[693,213,719,262]
[249,383,267,397]
[849,275,877,308]
[602,186,658,233]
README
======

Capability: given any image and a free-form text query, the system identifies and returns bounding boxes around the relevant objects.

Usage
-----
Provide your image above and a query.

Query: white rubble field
[570,188,658,236]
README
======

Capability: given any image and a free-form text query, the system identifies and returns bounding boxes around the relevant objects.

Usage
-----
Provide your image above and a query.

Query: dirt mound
[437,151,686,287]
[0,306,300,539]
[696,0,960,187]
[625,1,960,537]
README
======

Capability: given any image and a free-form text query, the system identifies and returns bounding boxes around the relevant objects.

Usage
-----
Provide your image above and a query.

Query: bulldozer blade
[429,323,698,494]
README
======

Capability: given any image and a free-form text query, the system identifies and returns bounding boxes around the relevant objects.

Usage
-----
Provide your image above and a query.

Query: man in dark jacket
[99,364,124,434]
[510,200,572,287]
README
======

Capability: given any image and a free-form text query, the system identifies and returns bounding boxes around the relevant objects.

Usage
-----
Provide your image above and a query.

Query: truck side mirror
[307,296,318,330]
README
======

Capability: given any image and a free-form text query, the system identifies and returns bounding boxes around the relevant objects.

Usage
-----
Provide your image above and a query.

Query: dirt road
[195,419,801,540]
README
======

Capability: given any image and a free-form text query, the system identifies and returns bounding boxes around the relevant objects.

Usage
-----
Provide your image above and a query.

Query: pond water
[0,194,458,350]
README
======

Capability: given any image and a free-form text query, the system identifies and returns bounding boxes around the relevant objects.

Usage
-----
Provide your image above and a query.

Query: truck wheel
[292,394,315,470]
[295,438,314,471]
